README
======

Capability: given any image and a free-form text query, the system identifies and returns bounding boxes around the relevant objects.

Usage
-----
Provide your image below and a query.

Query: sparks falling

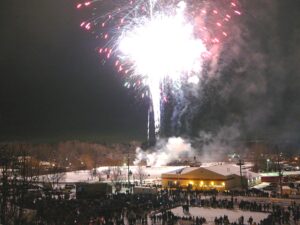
[77,0,241,140]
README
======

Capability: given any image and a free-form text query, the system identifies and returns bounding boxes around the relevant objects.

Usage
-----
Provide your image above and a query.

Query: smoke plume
[135,137,195,166]
[180,0,300,144]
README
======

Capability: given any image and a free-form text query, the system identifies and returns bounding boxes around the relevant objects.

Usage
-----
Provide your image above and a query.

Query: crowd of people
[21,188,300,225]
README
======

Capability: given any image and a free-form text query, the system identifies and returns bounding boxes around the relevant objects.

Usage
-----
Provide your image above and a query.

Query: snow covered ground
[171,207,270,224]
[36,166,184,184]
[252,182,270,190]
[58,166,186,183]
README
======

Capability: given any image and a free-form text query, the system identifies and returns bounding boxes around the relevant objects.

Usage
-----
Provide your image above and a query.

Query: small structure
[76,183,112,199]
[161,164,260,190]
[260,171,300,183]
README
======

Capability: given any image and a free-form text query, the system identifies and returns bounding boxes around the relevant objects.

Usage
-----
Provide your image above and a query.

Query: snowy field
[53,162,251,183]
[61,166,186,183]
[39,162,254,184]
[171,207,270,224]
[171,207,269,223]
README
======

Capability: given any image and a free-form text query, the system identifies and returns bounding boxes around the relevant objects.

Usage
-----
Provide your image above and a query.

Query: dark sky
[1,0,300,144]
[0,0,147,141]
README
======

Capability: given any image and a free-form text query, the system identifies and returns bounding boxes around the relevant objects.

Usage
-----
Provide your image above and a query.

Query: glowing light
[118,4,206,135]
[234,10,241,15]
[85,23,91,30]
[119,15,205,81]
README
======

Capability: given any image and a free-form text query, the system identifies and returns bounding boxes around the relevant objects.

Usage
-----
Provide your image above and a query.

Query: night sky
[1,0,300,144]
[0,0,147,141]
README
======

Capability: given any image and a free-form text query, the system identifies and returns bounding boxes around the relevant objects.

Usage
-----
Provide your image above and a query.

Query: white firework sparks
[118,1,206,136]
[77,0,241,139]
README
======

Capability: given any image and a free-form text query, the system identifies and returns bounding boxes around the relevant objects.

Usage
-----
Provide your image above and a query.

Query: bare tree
[16,145,39,223]
[135,166,148,186]
[0,144,39,224]
[109,167,123,192]
[89,168,103,181]
[0,144,11,224]
[44,165,66,189]
[42,149,66,191]
[102,168,111,180]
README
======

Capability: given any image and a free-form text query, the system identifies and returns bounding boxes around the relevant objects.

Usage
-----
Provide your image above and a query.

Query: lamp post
[277,151,283,197]
[237,158,245,190]
[176,170,180,190]
[127,152,130,192]
[267,159,270,172]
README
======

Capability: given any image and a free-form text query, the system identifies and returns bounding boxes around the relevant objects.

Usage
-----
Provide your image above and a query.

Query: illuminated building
[161,164,261,190]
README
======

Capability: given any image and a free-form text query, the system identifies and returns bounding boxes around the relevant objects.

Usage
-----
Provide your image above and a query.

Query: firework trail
[77,0,241,140]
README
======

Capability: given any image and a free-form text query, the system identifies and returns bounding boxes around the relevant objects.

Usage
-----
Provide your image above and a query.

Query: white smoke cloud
[134,125,241,166]
[197,125,241,162]
[134,124,240,166]
[134,137,195,166]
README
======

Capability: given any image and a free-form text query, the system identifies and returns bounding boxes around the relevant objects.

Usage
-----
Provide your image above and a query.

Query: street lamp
[267,159,270,172]
[127,153,130,192]
[236,159,245,190]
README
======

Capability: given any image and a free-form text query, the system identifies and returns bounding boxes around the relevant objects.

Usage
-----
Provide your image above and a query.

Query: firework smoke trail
[77,0,242,140]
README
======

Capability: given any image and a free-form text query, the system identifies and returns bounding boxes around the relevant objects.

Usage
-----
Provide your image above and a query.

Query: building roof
[168,167,199,175]
[204,164,259,179]
[164,164,260,179]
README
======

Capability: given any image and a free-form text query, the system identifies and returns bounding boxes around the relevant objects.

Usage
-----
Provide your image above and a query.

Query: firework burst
[77,0,241,139]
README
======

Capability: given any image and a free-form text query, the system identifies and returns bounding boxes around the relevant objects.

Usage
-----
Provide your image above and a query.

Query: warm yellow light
[200,181,204,186]
[211,181,214,186]
[222,182,225,186]
[174,181,177,184]
[189,181,194,185]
